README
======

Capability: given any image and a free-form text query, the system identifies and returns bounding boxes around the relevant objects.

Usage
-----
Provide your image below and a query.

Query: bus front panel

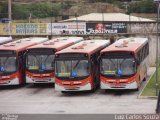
[55,53,93,91]
[100,51,139,90]
[0,50,19,85]
[26,48,55,83]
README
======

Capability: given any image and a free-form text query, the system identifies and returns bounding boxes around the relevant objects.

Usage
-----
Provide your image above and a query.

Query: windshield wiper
[4,57,9,67]
[119,58,126,70]
[73,60,80,70]
[44,55,49,64]
[30,55,49,69]
[32,55,40,65]
[108,59,117,70]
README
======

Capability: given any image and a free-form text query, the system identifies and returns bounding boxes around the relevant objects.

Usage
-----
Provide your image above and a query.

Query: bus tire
[91,85,96,93]
[143,77,147,81]
[143,72,147,81]
[91,88,96,93]
[135,87,139,91]
[19,83,25,87]
[135,77,141,91]
[105,90,108,93]
[61,91,68,94]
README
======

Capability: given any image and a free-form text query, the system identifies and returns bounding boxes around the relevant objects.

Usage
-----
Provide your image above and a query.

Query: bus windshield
[100,58,136,77]
[0,57,16,73]
[56,60,89,78]
[26,54,55,72]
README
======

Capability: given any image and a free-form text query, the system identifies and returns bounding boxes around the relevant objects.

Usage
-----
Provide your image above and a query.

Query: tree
[128,0,156,13]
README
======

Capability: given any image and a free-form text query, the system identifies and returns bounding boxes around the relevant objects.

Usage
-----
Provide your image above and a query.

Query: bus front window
[56,60,89,78]
[0,57,16,73]
[101,59,117,75]
[27,55,55,71]
[101,58,136,77]
[119,58,136,76]
[56,61,71,77]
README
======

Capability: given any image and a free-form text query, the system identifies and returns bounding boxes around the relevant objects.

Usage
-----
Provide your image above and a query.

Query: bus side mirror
[89,60,93,67]
[136,59,140,65]
[91,60,94,65]
[97,56,101,64]
[133,61,136,67]
[23,52,27,59]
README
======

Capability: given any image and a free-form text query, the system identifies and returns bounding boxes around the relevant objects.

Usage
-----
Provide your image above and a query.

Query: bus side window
[142,46,145,61]
[146,43,149,56]
[140,48,143,62]
[137,56,140,65]
[137,50,141,65]
[137,42,149,65]
[143,42,149,59]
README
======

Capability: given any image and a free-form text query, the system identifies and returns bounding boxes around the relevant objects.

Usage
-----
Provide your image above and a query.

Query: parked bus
[55,40,110,92]
[25,37,83,84]
[0,37,48,85]
[0,36,12,45]
[100,37,149,90]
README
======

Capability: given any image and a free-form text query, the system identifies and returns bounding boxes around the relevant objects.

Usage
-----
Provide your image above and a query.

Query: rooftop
[56,40,110,55]
[62,13,155,22]
[101,37,148,53]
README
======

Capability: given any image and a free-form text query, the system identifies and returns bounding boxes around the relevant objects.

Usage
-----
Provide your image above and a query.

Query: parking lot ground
[0,78,157,114]
[0,67,156,114]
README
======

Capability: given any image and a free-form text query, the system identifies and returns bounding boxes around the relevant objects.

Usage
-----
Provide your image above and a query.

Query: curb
[138,95,157,99]
[138,68,156,99]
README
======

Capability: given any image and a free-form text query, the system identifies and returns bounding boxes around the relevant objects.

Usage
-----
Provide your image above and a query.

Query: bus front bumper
[26,76,54,83]
[100,81,138,90]
[0,78,19,85]
[55,83,92,91]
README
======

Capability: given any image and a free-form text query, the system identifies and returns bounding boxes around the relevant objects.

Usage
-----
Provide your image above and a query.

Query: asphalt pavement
[0,67,157,114]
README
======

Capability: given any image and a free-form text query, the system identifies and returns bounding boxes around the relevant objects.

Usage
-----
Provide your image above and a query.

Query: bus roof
[56,40,110,55]
[101,37,148,53]
[27,37,83,51]
[0,36,12,44]
[0,37,48,52]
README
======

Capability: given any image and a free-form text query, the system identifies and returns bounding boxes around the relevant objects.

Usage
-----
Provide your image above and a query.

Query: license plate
[65,87,77,90]
[111,84,123,87]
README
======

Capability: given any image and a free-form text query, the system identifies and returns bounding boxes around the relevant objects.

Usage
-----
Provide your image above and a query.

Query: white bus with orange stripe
[100,37,149,90]
[55,40,110,92]
[0,37,48,85]
[25,37,83,84]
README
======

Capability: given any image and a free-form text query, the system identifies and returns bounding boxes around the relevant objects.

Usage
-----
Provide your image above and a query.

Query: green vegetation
[0,2,73,19]
[0,2,8,18]
[12,3,62,19]
[88,0,122,5]
[88,0,156,13]
[0,0,157,20]
[141,67,160,96]
[128,0,156,13]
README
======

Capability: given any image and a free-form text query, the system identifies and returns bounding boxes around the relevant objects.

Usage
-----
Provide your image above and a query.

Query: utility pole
[8,0,11,21]
[75,13,78,35]
[8,0,12,36]
[156,2,160,96]
[51,2,53,39]
[154,0,160,96]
